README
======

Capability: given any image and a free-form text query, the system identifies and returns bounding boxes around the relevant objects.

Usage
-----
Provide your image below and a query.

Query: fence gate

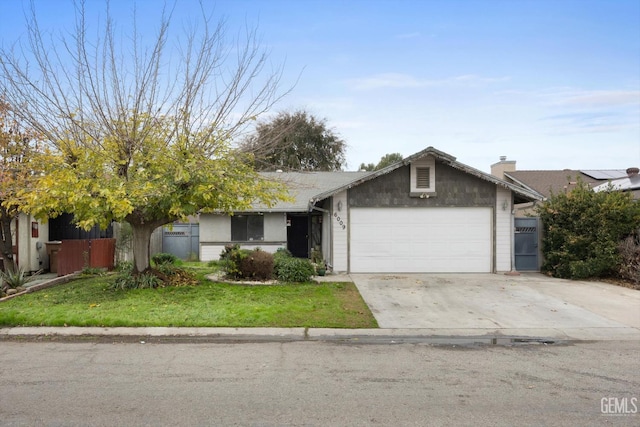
[514,218,539,271]
[162,223,200,261]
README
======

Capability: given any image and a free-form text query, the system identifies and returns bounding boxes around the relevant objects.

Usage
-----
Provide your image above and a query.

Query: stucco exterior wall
[265,213,287,242]
[331,191,348,272]
[199,212,286,261]
[495,187,513,272]
[199,213,231,242]
[13,213,49,273]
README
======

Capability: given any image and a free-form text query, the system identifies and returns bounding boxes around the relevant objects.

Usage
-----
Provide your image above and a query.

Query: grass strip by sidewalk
[0,273,378,328]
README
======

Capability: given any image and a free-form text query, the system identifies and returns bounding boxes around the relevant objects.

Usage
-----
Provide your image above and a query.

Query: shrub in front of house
[112,272,160,290]
[152,252,178,266]
[536,181,640,280]
[274,257,315,283]
[220,246,274,281]
[111,264,199,290]
[273,248,292,278]
[115,261,133,273]
[618,233,640,287]
[238,249,274,281]
[273,247,292,261]
[219,244,246,278]
[220,245,314,282]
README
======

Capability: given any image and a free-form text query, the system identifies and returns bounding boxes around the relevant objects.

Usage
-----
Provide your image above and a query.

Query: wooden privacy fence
[54,238,116,276]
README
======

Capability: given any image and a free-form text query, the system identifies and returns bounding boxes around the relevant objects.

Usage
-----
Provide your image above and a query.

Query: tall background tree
[0,99,43,273]
[0,1,289,274]
[241,110,346,171]
[359,153,403,171]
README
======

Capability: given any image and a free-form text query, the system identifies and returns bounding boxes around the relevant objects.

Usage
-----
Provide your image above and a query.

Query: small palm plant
[0,267,42,293]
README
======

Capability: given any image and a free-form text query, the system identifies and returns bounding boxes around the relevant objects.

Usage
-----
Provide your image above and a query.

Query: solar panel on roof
[580,170,627,180]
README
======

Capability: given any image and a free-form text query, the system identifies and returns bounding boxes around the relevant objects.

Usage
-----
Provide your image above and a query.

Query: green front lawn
[0,267,378,328]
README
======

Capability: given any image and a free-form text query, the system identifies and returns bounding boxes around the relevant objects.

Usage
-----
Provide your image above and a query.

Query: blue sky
[1,0,638,172]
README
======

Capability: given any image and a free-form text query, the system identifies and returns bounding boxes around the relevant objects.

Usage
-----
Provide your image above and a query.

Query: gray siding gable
[349,161,496,208]
[311,147,542,205]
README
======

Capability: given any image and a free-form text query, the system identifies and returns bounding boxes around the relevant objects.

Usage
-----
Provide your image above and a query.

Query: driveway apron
[350,273,640,340]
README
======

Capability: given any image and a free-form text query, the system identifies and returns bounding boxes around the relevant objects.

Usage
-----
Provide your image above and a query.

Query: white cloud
[508,87,640,108]
[394,32,421,40]
[305,97,355,112]
[348,73,510,91]
[349,73,426,90]
[556,90,640,107]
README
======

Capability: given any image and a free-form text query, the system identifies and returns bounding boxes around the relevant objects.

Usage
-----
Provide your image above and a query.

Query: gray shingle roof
[251,171,372,212]
[506,169,638,199]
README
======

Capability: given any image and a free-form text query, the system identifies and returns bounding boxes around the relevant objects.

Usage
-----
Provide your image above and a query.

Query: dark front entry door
[514,217,539,271]
[287,215,309,258]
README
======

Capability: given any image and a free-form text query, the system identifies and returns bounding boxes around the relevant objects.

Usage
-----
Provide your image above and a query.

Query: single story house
[200,147,542,273]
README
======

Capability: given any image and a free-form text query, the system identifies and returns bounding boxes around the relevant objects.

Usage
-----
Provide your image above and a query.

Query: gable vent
[416,167,430,188]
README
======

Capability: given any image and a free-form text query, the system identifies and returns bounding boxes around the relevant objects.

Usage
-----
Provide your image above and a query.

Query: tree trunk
[0,211,16,273]
[130,222,162,274]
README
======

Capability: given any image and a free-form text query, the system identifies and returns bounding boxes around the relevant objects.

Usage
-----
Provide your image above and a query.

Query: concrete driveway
[350,273,640,340]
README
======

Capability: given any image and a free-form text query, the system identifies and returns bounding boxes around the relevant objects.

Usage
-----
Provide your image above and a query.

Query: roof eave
[504,172,546,200]
[311,146,454,202]
[444,161,544,202]
[311,146,544,204]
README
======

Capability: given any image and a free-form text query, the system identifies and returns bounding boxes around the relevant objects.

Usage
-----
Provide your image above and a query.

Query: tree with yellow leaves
[0,2,290,274]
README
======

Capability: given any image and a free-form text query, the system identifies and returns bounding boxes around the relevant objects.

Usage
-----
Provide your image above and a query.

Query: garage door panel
[350,208,491,273]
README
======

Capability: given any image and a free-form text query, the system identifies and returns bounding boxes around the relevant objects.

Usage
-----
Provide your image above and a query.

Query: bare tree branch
[0,0,290,159]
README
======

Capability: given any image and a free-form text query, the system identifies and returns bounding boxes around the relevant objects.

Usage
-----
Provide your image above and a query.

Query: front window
[231,215,264,241]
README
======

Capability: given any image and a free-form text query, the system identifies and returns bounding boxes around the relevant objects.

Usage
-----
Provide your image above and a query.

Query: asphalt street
[1,340,638,426]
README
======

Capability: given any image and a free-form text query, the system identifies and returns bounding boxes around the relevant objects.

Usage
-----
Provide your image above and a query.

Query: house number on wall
[333,212,346,230]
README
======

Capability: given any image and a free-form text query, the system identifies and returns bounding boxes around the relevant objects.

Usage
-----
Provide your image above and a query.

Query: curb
[2,326,639,344]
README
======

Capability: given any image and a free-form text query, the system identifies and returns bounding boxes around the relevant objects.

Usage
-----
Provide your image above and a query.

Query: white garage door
[350,207,492,273]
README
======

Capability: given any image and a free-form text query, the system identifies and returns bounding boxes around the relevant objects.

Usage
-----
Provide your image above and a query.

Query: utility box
[45,241,62,273]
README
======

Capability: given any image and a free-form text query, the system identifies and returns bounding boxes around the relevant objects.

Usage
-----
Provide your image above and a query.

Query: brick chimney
[491,156,516,179]
[626,167,639,178]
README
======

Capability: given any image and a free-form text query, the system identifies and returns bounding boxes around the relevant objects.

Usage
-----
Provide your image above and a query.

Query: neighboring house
[490,157,640,272]
[1,212,116,276]
[1,213,50,273]
[593,167,640,198]
[490,156,640,217]
[200,147,542,274]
